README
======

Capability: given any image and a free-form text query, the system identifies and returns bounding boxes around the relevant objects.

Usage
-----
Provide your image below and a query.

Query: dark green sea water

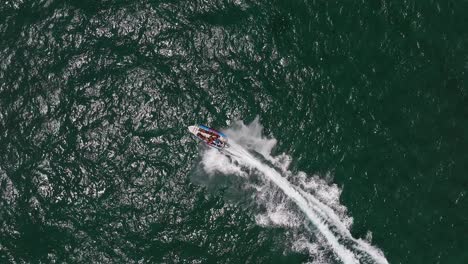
[1,0,467,263]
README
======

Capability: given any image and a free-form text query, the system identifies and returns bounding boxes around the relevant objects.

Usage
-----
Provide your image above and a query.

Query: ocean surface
[1,0,467,263]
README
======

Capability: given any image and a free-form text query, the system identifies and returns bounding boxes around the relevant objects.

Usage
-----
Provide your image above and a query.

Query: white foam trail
[227,142,359,264]
[298,189,388,264]
[199,119,388,264]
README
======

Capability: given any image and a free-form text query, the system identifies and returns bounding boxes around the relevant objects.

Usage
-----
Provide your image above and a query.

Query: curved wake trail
[226,143,359,264]
[224,142,388,264]
[199,119,388,264]
[297,189,389,264]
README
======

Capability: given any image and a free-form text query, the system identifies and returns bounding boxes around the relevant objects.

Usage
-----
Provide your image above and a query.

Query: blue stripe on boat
[199,125,210,130]
[198,125,227,138]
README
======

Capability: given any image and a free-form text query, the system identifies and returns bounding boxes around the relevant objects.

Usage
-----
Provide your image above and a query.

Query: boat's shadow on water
[189,144,283,216]
[188,149,254,206]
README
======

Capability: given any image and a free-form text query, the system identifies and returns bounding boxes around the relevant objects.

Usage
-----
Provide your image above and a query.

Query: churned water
[200,119,388,264]
[1,0,467,263]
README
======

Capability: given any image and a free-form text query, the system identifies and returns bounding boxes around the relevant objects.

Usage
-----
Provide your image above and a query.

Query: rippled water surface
[1,0,467,263]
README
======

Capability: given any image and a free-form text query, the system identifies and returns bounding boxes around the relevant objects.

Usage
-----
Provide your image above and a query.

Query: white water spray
[199,119,388,264]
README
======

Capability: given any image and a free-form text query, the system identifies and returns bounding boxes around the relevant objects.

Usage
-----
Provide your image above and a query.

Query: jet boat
[188,125,228,149]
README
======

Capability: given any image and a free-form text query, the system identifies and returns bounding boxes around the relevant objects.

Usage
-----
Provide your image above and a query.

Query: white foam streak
[228,143,359,264]
[298,189,388,264]
[199,119,388,264]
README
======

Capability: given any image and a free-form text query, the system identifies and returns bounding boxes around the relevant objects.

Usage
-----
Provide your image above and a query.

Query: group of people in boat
[197,129,222,146]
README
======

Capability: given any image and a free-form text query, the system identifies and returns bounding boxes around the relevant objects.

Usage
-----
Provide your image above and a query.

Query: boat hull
[188,125,228,149]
